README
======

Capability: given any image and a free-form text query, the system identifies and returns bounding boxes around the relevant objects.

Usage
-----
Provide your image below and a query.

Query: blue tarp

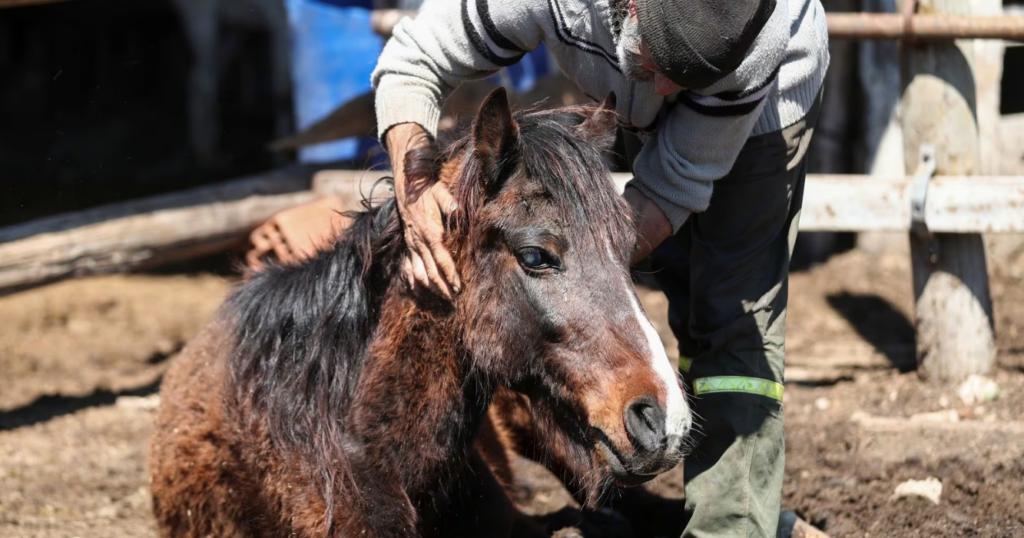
[286,0,382,164]
[286,0,557,164]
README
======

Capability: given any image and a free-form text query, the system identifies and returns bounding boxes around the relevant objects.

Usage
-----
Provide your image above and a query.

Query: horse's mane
[224,102,631,517]
[226,192,403,459]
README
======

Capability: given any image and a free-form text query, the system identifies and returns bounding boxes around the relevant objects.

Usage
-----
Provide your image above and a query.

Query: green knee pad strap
[693,376,784,402]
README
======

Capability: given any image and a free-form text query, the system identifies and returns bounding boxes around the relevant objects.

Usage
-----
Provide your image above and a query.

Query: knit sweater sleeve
[371,0,546,142]
[628,0,791,232]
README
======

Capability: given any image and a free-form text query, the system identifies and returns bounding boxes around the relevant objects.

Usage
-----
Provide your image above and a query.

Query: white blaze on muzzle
[625,289,691,439]
[606,238,691,441]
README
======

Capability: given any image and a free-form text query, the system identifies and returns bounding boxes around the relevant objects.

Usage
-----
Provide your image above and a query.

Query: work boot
[246,196,350,270]
[777,510,830,538]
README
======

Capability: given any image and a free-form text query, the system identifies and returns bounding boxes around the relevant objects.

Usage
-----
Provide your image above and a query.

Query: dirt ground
[2,240,1023,538]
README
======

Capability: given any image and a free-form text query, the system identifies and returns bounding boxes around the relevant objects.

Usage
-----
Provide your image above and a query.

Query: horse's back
[150,318,258,538]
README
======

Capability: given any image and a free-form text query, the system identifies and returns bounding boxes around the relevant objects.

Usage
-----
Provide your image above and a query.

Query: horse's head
[444,88,692,502]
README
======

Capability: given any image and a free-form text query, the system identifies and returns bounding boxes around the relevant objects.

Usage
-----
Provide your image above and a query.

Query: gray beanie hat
[635,0,776,89]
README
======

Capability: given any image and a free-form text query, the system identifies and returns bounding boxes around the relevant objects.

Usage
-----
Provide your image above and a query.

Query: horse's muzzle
[592,396,689,486]
[624,396,666,454]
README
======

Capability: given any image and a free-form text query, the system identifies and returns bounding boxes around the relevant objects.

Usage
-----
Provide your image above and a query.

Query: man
[256,0,828,535]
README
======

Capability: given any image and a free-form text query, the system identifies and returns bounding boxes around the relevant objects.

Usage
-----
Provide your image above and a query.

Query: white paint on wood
[799,175,911,232]
[311,171,1024,233]
[614,172,1024,233]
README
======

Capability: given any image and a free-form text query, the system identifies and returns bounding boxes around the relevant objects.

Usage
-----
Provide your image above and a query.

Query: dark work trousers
[631,94,821,538]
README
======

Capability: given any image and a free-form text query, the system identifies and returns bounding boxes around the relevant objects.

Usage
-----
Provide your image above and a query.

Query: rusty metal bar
[827,13,1024,41]
[366,9,1024,42]
[0,0,75,8]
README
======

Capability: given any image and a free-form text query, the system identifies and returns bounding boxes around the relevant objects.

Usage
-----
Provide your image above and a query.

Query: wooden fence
[2,0,1022,382]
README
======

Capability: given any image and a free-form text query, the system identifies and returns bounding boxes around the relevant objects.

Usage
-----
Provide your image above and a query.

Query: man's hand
[624,185,673,265]
[387,123,461,301]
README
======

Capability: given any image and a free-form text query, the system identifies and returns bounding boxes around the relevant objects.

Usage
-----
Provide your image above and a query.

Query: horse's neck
[353,290,489,495]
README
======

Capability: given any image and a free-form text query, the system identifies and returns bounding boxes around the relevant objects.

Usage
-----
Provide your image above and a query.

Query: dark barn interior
[0,0,281,227]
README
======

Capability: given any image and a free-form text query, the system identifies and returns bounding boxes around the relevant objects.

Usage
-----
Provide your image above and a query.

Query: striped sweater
[371,0,829,231]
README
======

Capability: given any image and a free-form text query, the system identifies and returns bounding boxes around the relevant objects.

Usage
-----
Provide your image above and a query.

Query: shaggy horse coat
[150,89,691,538]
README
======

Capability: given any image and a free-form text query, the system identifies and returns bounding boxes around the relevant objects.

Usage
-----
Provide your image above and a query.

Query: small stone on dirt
[909,409,959,423]
[814,397,830,411]
[958,375,1000,406]
[891,477,943,505]
[115,395,160,412]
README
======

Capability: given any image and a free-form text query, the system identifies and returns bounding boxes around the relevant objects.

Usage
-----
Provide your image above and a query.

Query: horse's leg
[150,328,261,538]
[486,389,686,538]
[420,445,545,538]
[487,388,578,485]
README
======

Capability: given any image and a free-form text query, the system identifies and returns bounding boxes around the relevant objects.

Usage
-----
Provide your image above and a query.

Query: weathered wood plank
[799,175,911,232]
[314,171,1024,233]
[0,167,322,295]
[798,174,1024,232]
[851,413,1024,464]
[925,176,1024,233]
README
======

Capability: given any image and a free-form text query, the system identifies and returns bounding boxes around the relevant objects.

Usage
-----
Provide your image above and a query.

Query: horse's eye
[517,247,559,272]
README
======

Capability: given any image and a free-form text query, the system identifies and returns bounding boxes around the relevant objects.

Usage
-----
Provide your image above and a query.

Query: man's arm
[371,0,547,142]
[625,186,672,266]
[372,0,547,297]
[385,122,462,299]
[628,0,791,235]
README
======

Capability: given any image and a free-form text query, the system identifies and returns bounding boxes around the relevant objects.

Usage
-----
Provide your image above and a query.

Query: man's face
[618,0,681,96]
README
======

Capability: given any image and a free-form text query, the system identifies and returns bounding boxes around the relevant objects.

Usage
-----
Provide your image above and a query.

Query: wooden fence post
[900,0,996,382]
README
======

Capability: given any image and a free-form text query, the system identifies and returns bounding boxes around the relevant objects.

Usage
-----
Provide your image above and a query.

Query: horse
[149,88,692,538]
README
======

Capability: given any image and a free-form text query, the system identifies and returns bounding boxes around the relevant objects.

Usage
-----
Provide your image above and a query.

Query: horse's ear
[576,92,618,152]
[472,87,520,189]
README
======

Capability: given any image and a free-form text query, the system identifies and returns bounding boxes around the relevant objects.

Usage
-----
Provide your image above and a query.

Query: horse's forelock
[447,106,633,255]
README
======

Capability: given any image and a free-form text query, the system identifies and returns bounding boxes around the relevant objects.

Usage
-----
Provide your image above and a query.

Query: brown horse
[149,88,691,538]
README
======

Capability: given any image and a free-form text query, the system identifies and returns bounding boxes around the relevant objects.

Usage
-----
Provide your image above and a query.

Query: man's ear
[472,87,520,192]
[575,93,618,152]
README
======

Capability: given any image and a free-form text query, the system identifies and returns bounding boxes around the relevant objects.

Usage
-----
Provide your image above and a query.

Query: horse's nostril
[624,396,667,454]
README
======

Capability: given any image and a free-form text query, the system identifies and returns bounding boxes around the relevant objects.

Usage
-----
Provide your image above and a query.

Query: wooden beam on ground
[901,0,997,382]
[851,413,1024,464]
[0,167,324,295]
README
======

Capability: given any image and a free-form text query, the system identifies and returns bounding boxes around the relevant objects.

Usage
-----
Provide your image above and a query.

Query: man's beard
[609,0,630,37]
[616,15,653,81]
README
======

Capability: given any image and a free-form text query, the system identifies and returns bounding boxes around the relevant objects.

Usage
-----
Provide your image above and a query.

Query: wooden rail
[827,13,1024,41]
[367,9,1024,43]
[3,168,1022,297]
[315,171,1024,234]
